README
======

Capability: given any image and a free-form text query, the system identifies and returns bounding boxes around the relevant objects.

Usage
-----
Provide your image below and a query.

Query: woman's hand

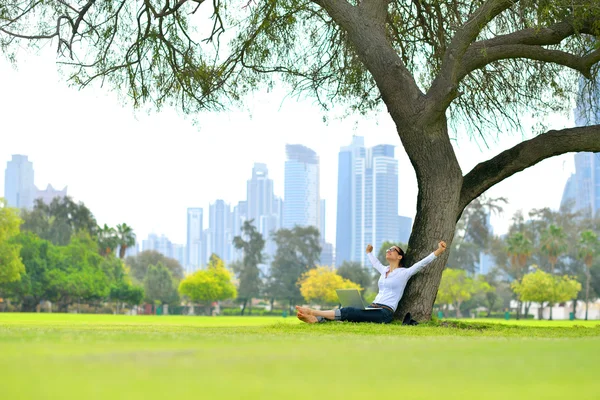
[434,241,447,257]
[366,244,373,254]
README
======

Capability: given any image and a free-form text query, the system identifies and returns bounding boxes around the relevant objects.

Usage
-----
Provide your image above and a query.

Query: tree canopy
[4,0,600,320]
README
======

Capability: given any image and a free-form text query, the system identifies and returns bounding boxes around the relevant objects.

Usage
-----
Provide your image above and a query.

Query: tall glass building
[283,144,320,230]
[561,78,600,216]
[208,200,232,264]
[4,155,35,209]
[336,137,399,266]
[186,208,204,273]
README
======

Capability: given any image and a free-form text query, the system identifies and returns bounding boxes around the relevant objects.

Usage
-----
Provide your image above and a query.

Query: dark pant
[338,306,394,324]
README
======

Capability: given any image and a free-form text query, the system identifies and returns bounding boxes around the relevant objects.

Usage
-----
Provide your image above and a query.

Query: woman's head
[385,245,405,267]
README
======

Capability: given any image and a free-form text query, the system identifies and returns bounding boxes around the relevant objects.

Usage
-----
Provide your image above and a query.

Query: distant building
[336,137,399,266]
[283,144,320,230]
[36,184,67,205]
[4,155,35,209]
[186,208,204,273]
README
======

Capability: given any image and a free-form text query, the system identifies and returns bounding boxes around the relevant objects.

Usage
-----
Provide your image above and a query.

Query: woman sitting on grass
[296,240,447,324]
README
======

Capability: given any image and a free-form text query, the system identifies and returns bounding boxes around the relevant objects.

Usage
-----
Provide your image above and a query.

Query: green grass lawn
[1,313,599,400]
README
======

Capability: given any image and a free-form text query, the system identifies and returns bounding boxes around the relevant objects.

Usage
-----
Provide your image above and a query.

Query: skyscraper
[246,163,281,260]
[283,144,320,230]
[208,200,232,263]
[186,208,204,273]
[336,137,399,266]
[4,155,35,209]
[563,78,600,216]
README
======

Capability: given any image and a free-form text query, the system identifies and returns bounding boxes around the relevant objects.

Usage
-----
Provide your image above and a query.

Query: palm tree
[540,224,568,320]
[116,223,136,259]
[577,230,599,321]
[506,232,532,319]
[97,224,118,256]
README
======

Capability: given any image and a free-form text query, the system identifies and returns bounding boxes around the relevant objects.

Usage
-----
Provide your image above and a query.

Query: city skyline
[1,49,580,249]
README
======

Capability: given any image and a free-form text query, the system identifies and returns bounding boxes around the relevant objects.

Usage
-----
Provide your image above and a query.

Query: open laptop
[336,288,380,310]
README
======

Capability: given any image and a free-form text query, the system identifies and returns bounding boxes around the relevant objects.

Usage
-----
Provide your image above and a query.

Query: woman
[296,240,447,324]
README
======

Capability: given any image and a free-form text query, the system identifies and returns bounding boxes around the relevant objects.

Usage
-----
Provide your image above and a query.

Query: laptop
[336,288,380,310]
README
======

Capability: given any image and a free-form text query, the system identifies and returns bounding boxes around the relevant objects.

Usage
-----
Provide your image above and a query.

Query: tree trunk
[455,301,463,318]
[538,302,544,320]
[585,269,591,321]
[394,120,462,321]
[240,299,247,316]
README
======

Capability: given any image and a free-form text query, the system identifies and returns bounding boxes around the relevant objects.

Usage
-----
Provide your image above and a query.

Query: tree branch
[427,0,517,113]
[464,45,600,79]
[460,19,600,79]
[459,125,600,213]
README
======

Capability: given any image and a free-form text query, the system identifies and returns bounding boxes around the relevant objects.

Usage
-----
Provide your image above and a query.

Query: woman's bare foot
[297,311,318,324]
[295,305,313,315]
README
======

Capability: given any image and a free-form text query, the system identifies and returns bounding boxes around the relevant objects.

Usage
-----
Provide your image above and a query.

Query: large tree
[21,197,97,246]
[4,1,600,320]
[125,250,185,283]
[0,199,25,285]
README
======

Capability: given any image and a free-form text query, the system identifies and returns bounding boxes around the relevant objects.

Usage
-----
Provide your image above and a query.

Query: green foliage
[20,197,97,246]
[504,232,533,280]
[540,224,568,271]
[578,230,599,267]
[143,262,179,305]
[232,220,265,304]
[0,199,25,284]
[266,226,321,307]
[298,266,362,305]
[110,281,144,306]
[436,268,492,317]
[512,269,582,313]
[336,261,373,293]
[46,233,110,308]
[116,223,136,259]
[448,196,506,273]
[125,250,184,283]
[178,254,237,303]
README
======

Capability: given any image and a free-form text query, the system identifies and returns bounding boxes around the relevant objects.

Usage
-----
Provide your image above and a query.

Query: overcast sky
[0,48,575,246]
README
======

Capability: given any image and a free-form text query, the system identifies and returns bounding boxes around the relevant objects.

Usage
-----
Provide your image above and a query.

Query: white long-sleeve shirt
[367,252,437,312]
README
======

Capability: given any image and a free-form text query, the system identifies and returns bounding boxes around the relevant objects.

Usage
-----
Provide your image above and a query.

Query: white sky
[0,49,576,246]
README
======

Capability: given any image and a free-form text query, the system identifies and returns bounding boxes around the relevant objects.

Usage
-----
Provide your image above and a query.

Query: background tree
[178,254,237,313]
[436,268,491,318]
[97,224,118,257]
[512,269,582,320]
[539,224,568,319]
[143,262,179,307]
[540,224,569,274]
[0,232,52,311]
[267,226,321,310]
[511,268,554,320]
[337,261,373,294]
[4,1,600,319]
[116,223,136,259]
[125,250,184,284]
[21,197,97,246]
[46,233,109,311]
[232,220,265,315]
[577,230,599,320]
[448,196,506,273]
[110,281,144,314]
[298,266,362,306]
[0,199,25,285]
